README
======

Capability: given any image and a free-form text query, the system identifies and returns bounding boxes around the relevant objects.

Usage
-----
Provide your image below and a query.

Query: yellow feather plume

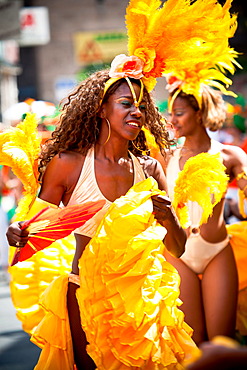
[0,113,41,220]
[126,0,240,93]
[172,153,229,229]
[163,0,241,105]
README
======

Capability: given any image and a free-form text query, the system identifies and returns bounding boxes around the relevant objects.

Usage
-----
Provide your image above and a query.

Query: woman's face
[101,81,147,142]
[169,96,201,139]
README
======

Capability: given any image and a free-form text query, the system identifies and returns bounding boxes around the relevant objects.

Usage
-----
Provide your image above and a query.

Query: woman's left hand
[152,194,173,222]
[152,194,186,258]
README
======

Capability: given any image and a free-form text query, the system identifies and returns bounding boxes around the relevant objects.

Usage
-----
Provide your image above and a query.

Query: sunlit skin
[6,81,186,370]
[156,94,247,346]
[169,97,202,141]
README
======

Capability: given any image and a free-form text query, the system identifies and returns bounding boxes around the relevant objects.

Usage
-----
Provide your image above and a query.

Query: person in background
[162,85,247,345]
[186,336,247,370]
[152,0,247,346]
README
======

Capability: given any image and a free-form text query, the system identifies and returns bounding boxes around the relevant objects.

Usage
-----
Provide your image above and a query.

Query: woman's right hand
[6,221,29,248]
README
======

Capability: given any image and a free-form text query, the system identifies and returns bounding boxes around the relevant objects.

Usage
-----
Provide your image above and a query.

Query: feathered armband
[173,152,229,229]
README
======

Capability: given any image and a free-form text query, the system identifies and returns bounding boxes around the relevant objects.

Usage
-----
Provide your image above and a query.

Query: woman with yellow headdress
[157,0,247,347]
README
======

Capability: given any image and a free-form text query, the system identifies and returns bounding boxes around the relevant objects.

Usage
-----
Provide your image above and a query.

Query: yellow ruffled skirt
[227,221,247,336]
[32,178,200,369]
[8,235,75,334]
[31,275,74,370]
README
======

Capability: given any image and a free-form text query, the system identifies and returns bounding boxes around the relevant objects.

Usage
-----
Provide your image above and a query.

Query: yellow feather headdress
[0,113,41,220]
[104,0,241,100]
[164,0,241,108]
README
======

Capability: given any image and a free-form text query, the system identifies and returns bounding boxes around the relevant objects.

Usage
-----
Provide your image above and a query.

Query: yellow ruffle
[227,221,247,336]
[77,177,200,369]
[31,275,74,370]
[8,235,75,334]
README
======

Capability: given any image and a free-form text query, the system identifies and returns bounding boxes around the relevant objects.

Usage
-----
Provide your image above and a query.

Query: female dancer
[162,85,247,345]
[6,70,193,369]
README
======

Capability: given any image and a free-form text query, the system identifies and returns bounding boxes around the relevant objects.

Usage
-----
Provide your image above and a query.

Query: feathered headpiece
[164,0,241,108]
[104,0,241,104]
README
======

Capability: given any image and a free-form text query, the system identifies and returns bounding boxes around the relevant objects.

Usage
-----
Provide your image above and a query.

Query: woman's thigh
[164,251,207,344]
[67,282,96,370]
[202,243,238,340]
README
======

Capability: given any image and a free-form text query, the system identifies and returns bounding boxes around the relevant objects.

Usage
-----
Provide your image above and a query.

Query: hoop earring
[132,140,142,152]
[104,118,111,145]
[131,140,149,155]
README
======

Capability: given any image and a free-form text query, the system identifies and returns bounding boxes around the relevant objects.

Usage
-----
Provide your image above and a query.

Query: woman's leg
[164,252,207,344]
[202,243,238,340]
[67,282,96,370]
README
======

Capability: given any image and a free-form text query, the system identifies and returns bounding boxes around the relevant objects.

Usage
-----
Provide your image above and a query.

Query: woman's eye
[139,104,147,111]
[121,100,132,107]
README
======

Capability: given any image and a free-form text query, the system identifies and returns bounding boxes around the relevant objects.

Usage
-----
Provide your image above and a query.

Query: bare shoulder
[40,150,86,204]
[45,151,85,173]
[220,144,247,181]
[221,144,247,166]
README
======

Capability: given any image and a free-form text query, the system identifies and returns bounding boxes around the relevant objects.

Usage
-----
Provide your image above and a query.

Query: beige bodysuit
[67,146,146,238]
[166,139,229,274]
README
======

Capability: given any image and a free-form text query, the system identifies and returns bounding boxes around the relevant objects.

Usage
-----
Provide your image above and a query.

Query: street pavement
[0,270,41,370]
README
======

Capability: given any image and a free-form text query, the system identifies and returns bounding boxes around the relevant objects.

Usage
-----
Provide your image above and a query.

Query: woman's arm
[142,156,186,257]
[224,145,247,195]
[6,153,83,247]
[152,194,186,257]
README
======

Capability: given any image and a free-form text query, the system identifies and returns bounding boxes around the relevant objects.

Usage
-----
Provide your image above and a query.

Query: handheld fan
[11,200,105,266]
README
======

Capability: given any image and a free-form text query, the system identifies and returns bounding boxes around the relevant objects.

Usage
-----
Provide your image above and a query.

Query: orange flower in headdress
[109,54,144,79]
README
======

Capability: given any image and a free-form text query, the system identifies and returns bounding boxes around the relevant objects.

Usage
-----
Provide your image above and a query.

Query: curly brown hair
[38,70,173,178]
[171,85,226,132]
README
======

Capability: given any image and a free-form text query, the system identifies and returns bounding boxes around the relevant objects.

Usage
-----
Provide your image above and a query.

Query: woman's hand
[152,194,186,258]
[186,341,247,370]
[152,194,173,222]
[6,221,29,248]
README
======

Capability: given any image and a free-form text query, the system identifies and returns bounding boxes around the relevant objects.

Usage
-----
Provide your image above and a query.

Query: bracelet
[68,273,80,286]
[236,169,247,181]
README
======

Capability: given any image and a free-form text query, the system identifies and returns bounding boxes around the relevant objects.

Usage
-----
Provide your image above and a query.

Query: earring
[104,118,111,145]
[132,140,143,152]
[131,140,149,155]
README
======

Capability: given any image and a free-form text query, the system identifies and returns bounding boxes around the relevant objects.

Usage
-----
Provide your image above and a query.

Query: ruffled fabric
[9,235,75,334]
[227,221,247,336]
[77,177,200,369]
[31,275,74,370]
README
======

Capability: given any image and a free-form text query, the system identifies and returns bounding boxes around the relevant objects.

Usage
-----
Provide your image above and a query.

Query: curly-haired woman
[6,70,200,369]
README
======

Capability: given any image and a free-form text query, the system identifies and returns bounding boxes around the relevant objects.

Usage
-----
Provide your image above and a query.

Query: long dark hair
[38,70,173,178]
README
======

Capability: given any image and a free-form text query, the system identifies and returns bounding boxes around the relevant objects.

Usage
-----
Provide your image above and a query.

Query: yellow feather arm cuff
[173,152,229,229]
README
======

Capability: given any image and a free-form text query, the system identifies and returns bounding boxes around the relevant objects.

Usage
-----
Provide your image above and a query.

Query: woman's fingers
[6,222,29,247]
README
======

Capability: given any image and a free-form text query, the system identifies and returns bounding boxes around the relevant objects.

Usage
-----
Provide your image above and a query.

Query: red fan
[11,200,105,266]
